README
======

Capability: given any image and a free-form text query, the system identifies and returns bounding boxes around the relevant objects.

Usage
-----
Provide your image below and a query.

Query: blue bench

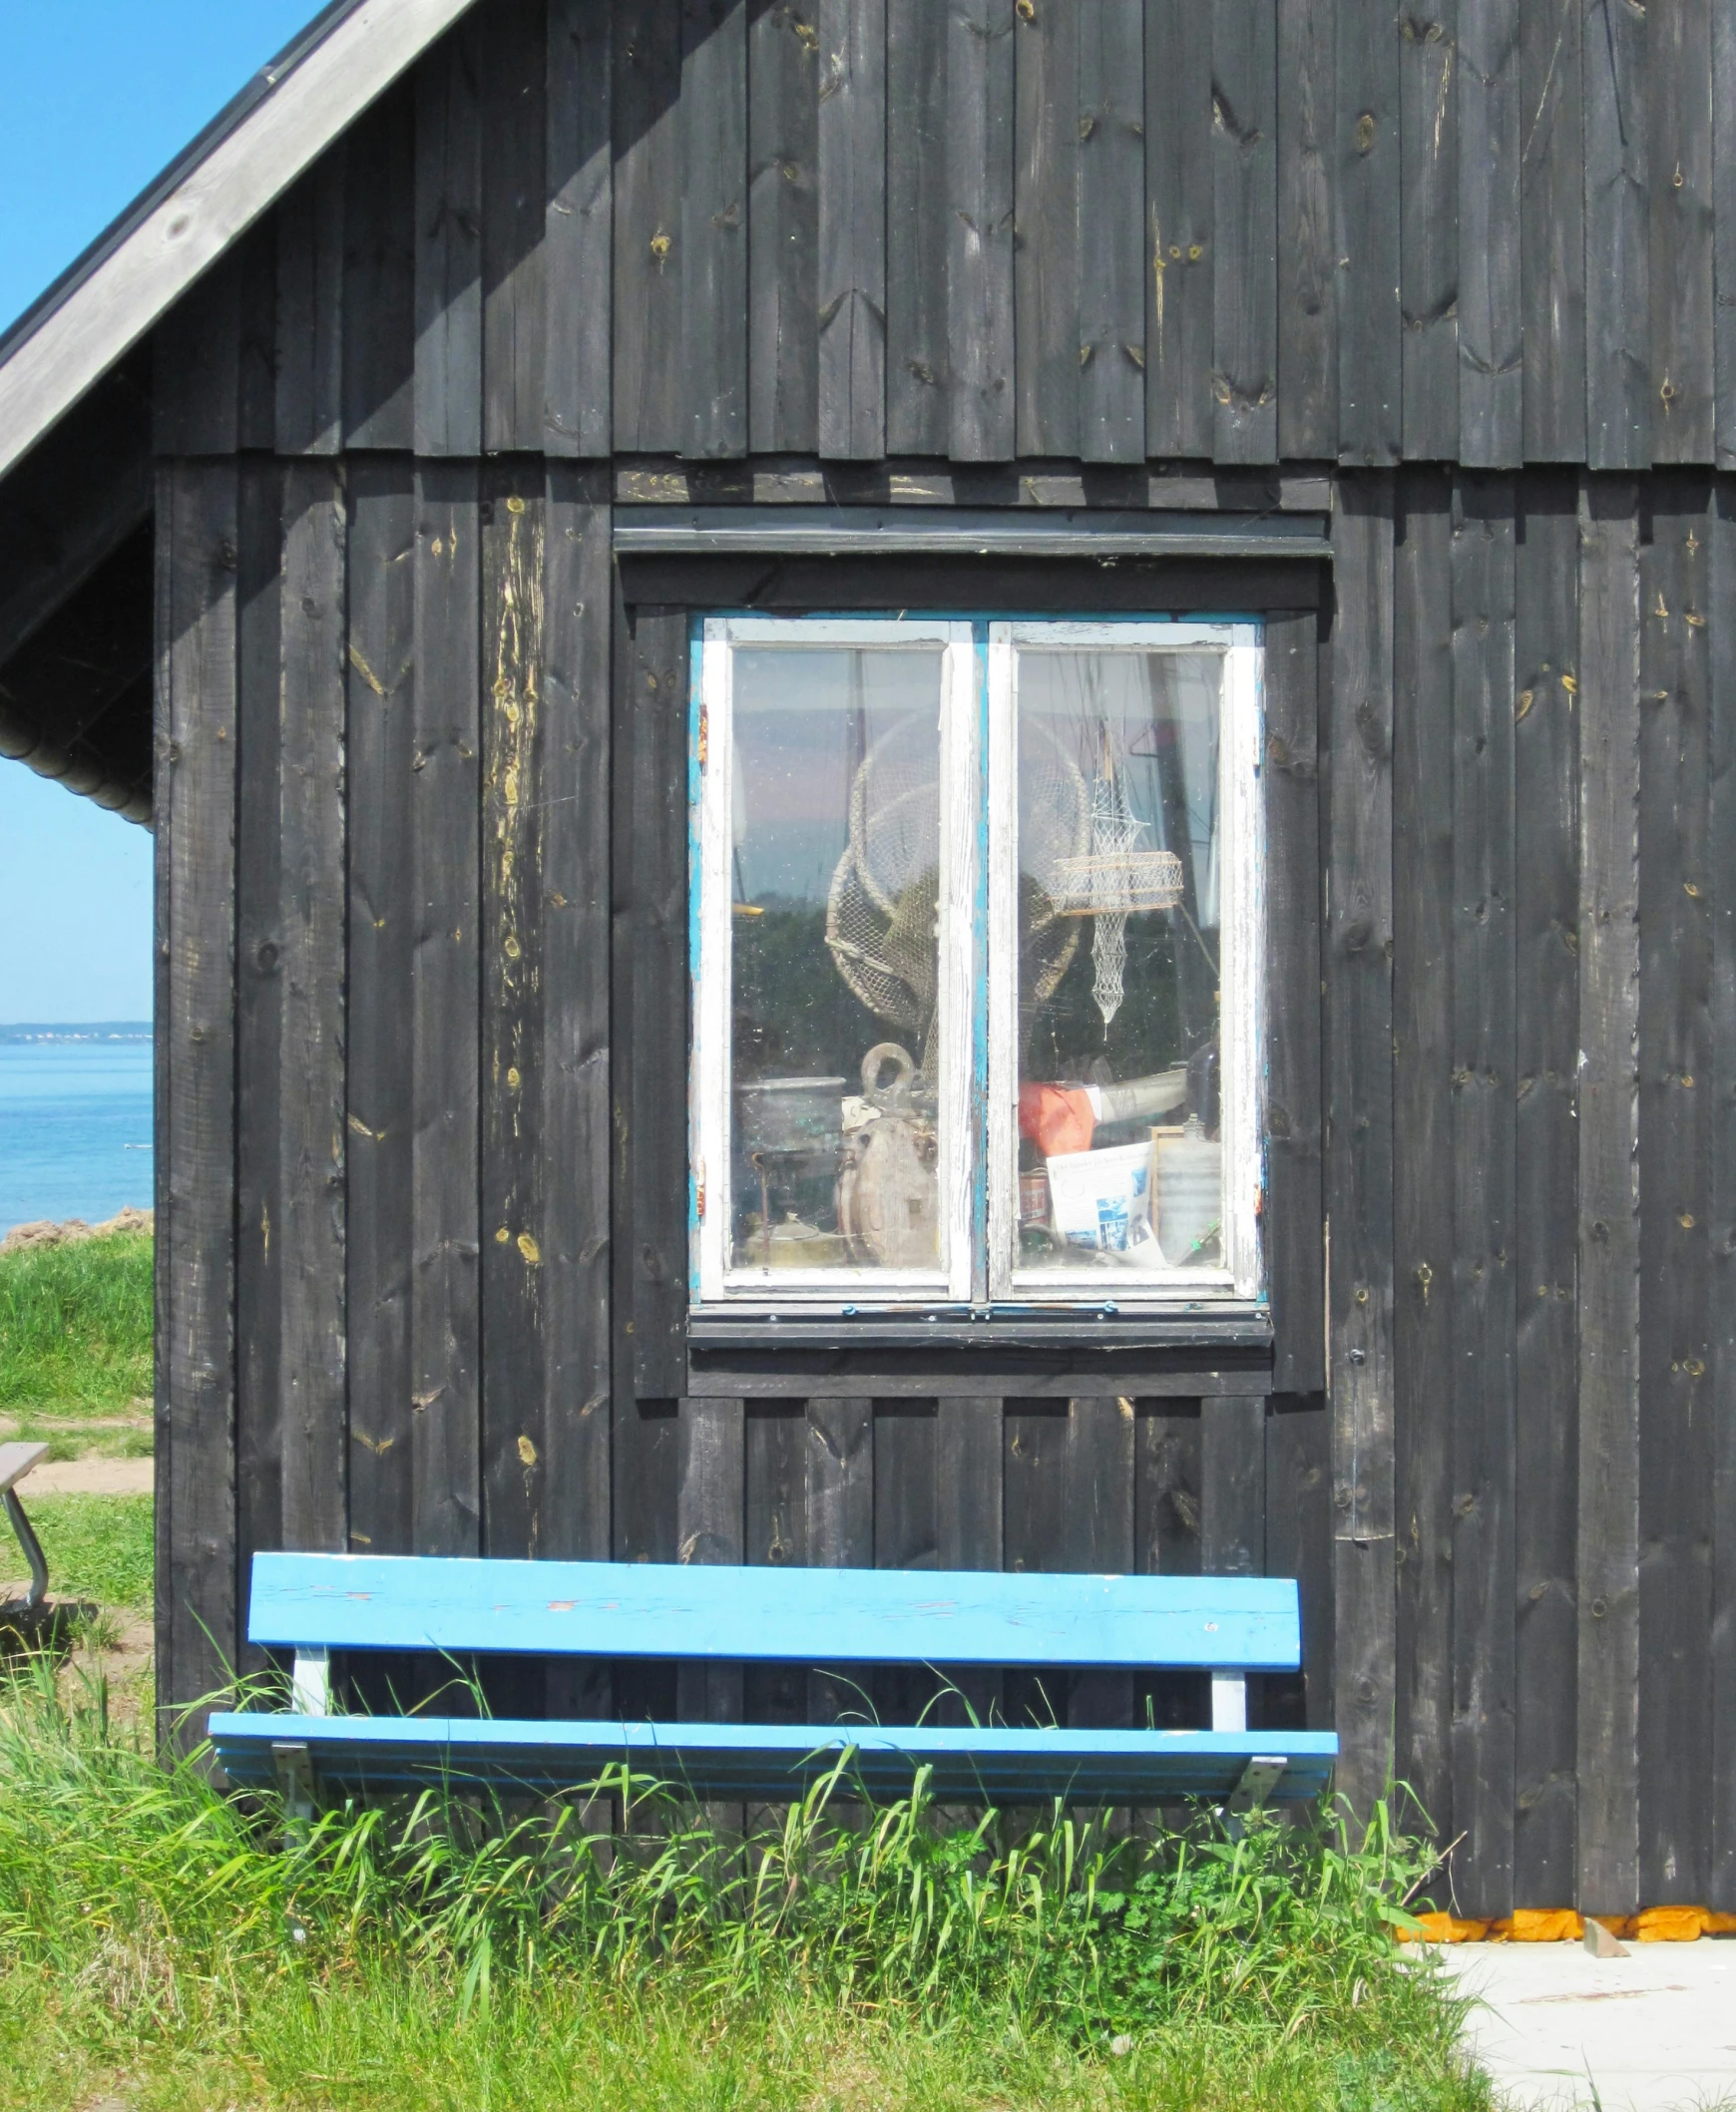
[210,1553,1336,1810]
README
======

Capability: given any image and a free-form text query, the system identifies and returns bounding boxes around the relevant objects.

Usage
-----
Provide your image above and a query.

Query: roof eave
[0,0,477,484]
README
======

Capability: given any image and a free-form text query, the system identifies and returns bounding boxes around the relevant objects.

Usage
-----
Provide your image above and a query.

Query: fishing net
[824,715,1090,1067]
[1047,773,1184,1026]
[825,718,940,1039]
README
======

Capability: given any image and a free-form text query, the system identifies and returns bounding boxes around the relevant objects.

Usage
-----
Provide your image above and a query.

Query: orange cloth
[1018,1082,1097,1157]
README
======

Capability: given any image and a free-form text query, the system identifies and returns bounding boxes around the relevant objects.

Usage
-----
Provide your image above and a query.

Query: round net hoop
[1047,845,1185,916]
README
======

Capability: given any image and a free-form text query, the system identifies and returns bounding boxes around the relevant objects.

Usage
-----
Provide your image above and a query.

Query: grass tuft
[0,1231,153,1417]
[7,1494,153,1608]
[0,1659,1492,2112]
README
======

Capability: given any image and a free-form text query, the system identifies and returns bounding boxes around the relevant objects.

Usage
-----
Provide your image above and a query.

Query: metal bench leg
[1222,1755,1288,1840]
[273,1741,316,1847]
[292,1646,332,1717]
[2,1489,48,1610]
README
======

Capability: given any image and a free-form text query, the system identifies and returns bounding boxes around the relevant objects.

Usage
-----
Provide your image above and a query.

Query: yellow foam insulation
[1398,1905,1736,1944]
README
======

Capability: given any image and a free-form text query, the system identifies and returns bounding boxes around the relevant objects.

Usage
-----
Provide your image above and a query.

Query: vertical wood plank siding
[1393,469,1455,1848]
[1210,0,1278,465]
[1264,608,1325,1393]
[1636,480,1715,1902]
[613,0,683,453]
[1456,2,1522,468]
[886,0,949,453]
[947,0,1017,461]
[1709,489,1736,1909]
[411,461,483,1556]
[1145,0,1213,459]
[1448,474,1518,1916]
[816,0,888,461]
[156,460,240,1742]
[1327,474,1398,1814]
[275,154,346,458]
[239,0,1736,472]
[545,0,613,458]
[1519,0,1584,463]
[481,0,550,457]
[142,0,1736,1904]
[1512,474,1581,1907]
[1398,0,1456,464]
[1014,0,1079,461]
[1576,477,1642,1912]
[1336,2,1401,464]
[618,607,689,1397]
[343,82,418,453]
[680,0,749,459]
[748,4,818,456]
[1648,4,1714,466]
[1265,1401,1334,1730]
[1716,15,1736,472]
[1582,1,1648,471]
[1077,1,1144,463]
[413,17,484,457]
[1276,0,1336,457]
[277,462,350,1556]
[481,466,549,1557]
[233,459,285,1656]
[345,459,418,1556]
[540,468,615,1565]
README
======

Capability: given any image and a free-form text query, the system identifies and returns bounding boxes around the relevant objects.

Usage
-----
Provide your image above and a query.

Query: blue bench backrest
[247,1553,1302,1671]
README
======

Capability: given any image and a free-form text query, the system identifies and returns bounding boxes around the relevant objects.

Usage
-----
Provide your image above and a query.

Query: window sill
[684,1306,1274,1398]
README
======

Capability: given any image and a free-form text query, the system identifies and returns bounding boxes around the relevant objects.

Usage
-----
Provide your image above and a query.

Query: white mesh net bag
[1046,772,1184,1027]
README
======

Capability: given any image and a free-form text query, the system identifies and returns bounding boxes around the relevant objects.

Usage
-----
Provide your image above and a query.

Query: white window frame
[690,616,979,1304]
[985,621,1263,1303]
[690,613,1264,1314]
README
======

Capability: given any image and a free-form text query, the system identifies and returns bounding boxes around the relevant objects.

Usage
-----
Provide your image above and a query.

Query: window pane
[1013,649,1224,1277]
[728,646,946,1279]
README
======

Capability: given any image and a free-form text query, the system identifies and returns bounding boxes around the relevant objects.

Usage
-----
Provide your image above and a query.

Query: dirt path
[21,1457,153,1495]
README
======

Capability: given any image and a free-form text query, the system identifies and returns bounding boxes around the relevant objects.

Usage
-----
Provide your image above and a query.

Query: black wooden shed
[1,0,1731,1922]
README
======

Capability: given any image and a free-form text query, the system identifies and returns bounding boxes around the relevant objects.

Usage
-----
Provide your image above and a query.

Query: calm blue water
[0,1032,154,1236]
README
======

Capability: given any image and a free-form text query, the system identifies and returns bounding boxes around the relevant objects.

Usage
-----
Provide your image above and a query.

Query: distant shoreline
[0,1023,152,1044]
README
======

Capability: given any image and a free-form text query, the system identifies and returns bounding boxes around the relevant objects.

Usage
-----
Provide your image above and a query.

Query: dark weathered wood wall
[149,0,1736,475]
[147,0,1736,1917]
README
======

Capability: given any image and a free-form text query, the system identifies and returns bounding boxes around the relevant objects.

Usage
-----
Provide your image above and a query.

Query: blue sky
[0,1,315,1024]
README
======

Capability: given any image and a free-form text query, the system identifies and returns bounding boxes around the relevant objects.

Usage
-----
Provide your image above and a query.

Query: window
[690,616,1262,1312]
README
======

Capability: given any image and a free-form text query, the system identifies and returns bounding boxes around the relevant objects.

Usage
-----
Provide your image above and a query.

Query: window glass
[1011,649,1224,1280]
[694,616,1258,1312]
[726,646,947,1280]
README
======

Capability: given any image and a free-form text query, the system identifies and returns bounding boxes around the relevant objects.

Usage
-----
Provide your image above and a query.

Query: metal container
[733,1075,846,1157]
[765,1211,848,1269]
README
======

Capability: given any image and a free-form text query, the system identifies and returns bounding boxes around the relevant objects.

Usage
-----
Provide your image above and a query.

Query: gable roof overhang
[0,0,476,485]
[0,0,477,823]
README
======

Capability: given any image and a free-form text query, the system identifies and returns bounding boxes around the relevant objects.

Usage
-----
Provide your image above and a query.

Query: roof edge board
[0,0,362,366]
[0,0,478,484]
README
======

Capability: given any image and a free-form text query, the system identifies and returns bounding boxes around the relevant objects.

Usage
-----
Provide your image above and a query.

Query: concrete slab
[1434,1939,1736,2111]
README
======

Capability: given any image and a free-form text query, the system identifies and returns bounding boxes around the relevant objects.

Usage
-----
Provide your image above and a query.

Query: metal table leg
[3,1488,49,1609]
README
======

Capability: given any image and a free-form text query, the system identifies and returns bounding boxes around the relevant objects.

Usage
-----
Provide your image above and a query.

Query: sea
[0,1024,154,1238]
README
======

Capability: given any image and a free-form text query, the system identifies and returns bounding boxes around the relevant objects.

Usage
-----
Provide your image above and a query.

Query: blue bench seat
[209,1552,1336,1809]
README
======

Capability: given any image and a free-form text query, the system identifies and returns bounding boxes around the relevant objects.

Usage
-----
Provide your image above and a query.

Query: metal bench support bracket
[2,1489,49,1610]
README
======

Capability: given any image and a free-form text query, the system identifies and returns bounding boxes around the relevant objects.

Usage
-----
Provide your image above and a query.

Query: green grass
[13,1495,153,1608]
[0,1660,1492,2112]
[0,1231,153,1418]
